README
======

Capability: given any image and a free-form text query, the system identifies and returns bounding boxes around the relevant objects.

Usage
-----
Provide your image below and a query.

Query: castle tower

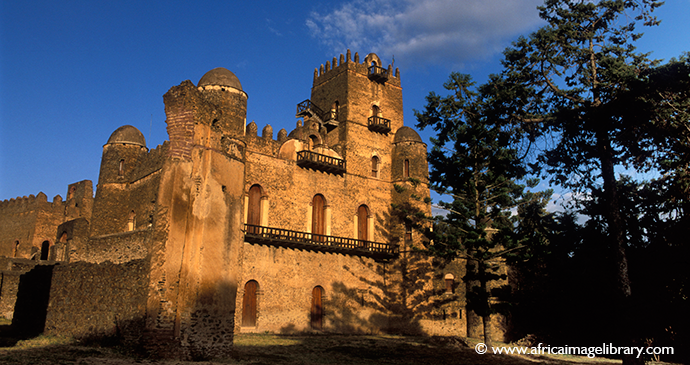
[145,69,247,359]
[303,51,403,181]
[91,125,148,236]
[197,67,248,137]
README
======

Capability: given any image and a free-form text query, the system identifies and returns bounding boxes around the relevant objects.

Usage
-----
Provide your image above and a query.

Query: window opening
[128,210,136,231]
[445,273,455,294]
[242,280,258,327]
[372,105,381,118]
[119,159,125,176]
[40,241,50,260]
[371,156,379,178]
[404,222,412,242]
[403,159,410,178]
[311,286,324,330]
[13,241,19,258]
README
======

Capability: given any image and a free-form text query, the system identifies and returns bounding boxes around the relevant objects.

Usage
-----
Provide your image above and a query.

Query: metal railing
[244,224,397,259]
[296,150,346,174]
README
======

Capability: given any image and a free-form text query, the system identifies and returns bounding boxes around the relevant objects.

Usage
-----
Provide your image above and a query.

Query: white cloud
[306,0,545,67]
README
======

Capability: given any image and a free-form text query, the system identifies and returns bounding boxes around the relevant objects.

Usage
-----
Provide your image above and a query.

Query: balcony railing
[367,116,391,134]
[244,224,398,260]
[368,65,389,83]
[296,100,326,119]
[296,150,346,175]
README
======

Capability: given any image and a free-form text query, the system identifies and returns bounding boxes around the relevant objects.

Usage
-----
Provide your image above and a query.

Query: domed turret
[393,126,423,144]
[106,125,146,148]
[198,67,243,91]
[195,67,248,137]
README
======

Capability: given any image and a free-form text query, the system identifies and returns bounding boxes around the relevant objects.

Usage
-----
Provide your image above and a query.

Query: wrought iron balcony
[368,65,389,83]
[296,150,346,175]
[244,224,398,260]
[367,116,391,134]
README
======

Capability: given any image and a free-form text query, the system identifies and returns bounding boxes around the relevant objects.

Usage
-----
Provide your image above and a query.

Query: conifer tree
[415,72,530,344]
[492,1,664,362]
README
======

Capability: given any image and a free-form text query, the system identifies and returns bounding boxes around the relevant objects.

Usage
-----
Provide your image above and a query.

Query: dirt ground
[0,332,678,365]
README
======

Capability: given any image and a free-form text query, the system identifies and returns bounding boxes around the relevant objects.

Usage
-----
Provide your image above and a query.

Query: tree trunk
[596,131,641,365]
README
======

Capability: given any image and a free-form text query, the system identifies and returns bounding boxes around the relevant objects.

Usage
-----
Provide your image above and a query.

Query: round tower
[392,126,428,183]
[197,67,248,136]
[98,125,148,184]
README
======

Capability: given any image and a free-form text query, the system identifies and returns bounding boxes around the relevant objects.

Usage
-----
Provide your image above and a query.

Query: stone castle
[0,51,503,359]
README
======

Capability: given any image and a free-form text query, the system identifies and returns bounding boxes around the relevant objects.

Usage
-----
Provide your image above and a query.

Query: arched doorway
[312,194,326,241]
[242,280,258,327]
[247,185,262,233]
[357,205,369,243]
[311,286,324,330]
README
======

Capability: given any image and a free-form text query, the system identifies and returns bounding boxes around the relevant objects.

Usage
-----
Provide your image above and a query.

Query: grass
[0,332,681,364]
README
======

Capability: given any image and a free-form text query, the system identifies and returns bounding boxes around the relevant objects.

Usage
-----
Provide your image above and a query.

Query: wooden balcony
[244,224,398,260]
[296,100,325,120]
[296,150,346,175]
[367,116,391,134]
[368,65,389,83]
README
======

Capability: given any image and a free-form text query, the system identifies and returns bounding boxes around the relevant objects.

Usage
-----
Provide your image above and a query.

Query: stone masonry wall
[44,259,149,342]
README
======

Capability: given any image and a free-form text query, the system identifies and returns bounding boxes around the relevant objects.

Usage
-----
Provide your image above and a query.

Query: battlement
[0,192,62,213]
[313,50,401,87]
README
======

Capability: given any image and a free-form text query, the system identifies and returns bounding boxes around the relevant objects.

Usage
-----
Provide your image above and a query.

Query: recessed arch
[403,159,410,178]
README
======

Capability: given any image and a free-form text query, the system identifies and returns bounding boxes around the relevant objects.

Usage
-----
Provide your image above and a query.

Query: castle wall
[43,260,149,342]
[237,244,392,333]
[0,192,82,259]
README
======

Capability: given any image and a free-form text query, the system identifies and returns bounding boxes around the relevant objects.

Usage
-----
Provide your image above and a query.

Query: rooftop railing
[244,224,397,260]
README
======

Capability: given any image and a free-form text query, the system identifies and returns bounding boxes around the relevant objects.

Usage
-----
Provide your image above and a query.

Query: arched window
[371,156,379,178]
[242,280,258,327]
[403,159,410,178]
[247,185,262,233]
[40,240,50,260]
[357,205,370,242]
[311,286,324,330]
[312,194,326,241]
[308,135,319,150]
[60,232,68,243]
[128,210,136,231]
[372,105,381,118]
[118,159,125,177]
[445,273,455,294]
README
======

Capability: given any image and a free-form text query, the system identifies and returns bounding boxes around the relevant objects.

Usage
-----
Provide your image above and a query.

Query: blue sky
[1,0,688,202]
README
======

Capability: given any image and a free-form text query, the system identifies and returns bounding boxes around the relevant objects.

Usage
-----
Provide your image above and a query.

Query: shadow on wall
[11,264,54,338]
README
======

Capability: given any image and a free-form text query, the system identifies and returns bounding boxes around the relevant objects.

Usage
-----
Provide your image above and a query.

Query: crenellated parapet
[0,192,65,214]
[313,49,401,88]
